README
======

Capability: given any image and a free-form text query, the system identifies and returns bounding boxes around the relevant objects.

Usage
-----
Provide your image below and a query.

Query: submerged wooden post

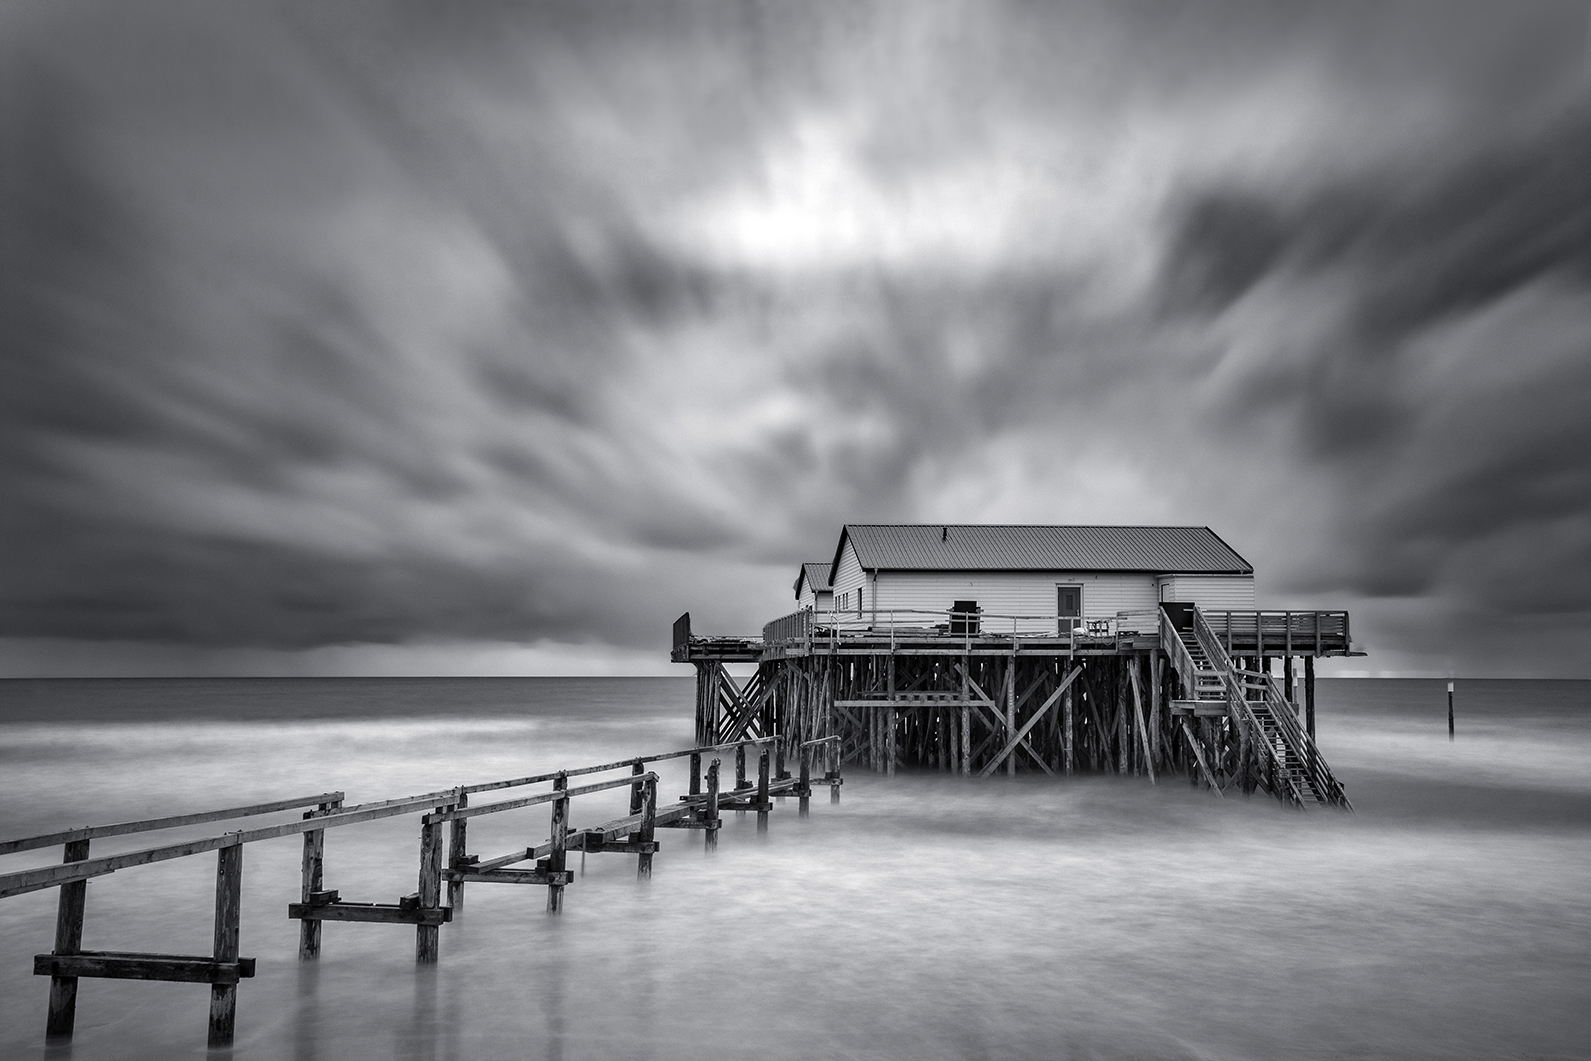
[776,737,789,781]
[828,737,841,803]
[447,790,467,914]
[756,747,771,834]
[705,759,721,851]
[1448,680,1455,741]
[298,797,342,957]
[547,772,569,912]
[637,776,657,879]
[208,840,244,1048]
[735,743,748,792]
[415,816,444,963]
[689,751,702,796]
[44,838,91,1040]
[798,746,811,818]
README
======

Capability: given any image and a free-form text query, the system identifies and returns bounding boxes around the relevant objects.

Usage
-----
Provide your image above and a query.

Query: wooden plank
[288,902,453,925]
[423,774,657,825]
[0,792,346,856]
[446,869,574,886]
[34,952,256,985]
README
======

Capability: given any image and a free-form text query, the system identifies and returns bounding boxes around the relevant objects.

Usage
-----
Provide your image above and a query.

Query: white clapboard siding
[1157,575,1256,610]
[872,571,1159,633]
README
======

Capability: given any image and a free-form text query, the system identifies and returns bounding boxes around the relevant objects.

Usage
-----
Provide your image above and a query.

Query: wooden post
[1117,660,1129,776]
[886,708,897,778]
[1150,653,1162,773]
[799,746,811,818]
[689,751,702,796]
[45,838,91,1040]
[1448,680,1455,741]
[299,797,341,957]
[1005,656,1017,777]
[208,840,244,1048]
[828,738,841,803]
[629,759,646,815]
[1305,655,1317,743]
[735,743,748,791]
[776,737,788,781]
[416,817,443,962]
[637,776,657,879]
[1063,681,1075,777]
[547,772,568,913]
[960,654,971,777]
[705,760,721,851]
[447,791,467,914]
[757,747,771,833]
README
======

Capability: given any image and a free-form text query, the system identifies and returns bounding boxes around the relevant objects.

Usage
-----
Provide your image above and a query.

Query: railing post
[705,760,721,851]
[208,839,244,1048]
[756,747,771,834]
[829,738,842,803]
[298,797,343,959]
[775,737,788,781]
[45,838,91,1040]
[629,759,646,816]
[637,776,657,879]
[416,814,444,963]
[547,772,569,912]
[689,751,702,796]
[448,789,468,914]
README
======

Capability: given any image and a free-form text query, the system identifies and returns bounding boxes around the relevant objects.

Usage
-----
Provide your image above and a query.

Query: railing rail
[0,792,345,857]
[1159,608,1202,695]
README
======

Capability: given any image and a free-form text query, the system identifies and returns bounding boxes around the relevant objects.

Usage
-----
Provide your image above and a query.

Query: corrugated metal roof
[793,561,833,596]
[834,525,1252,575]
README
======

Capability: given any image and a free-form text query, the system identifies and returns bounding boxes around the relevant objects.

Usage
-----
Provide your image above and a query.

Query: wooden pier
[674,603,1353,809]
[0,736,841,1050]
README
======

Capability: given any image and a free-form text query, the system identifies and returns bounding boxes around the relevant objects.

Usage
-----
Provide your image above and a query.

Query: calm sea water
[0,677,1586,1061]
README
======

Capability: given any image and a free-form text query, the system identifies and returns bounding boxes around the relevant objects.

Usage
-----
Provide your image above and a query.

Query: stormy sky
[2,0,1587,677]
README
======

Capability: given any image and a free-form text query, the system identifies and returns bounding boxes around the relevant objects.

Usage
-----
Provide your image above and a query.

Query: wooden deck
[672,608,1354,663]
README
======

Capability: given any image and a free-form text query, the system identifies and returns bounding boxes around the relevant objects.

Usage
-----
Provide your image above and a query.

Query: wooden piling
[1448,680,1454,741]
[415,816,444,962]
[756,748,771,833]
[1062,684,1075,776]
[446,791,466,915]
[637,777,657,879]
[705,760,721,851]
[689,752,702,796]
[547,772,568,912]
[44,838,90,1040]
[207,841,244,1048]
[298,798,343,957]
[735,744,748,792]
[798,747,811,818]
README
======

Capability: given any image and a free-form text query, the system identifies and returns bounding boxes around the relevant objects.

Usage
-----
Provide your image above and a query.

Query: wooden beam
[35,952,257,985]
[978,667,1080,778]
[0,793,346,856]
[1180,718,1222,796]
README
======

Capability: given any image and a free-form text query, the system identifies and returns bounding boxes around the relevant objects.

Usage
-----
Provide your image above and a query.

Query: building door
[1057,585,1082,634]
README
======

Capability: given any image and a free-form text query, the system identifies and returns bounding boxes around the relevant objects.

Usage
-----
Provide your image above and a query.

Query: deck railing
[1200,610,1349,655]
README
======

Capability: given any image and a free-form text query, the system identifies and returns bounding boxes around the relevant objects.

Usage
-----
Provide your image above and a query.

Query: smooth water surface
[0,677,1586,1060]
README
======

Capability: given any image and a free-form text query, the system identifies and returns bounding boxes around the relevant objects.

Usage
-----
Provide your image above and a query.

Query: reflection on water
[0,678,1586,1061]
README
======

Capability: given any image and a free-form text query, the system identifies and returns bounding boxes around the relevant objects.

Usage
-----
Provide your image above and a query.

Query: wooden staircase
[1161,607,1350,810]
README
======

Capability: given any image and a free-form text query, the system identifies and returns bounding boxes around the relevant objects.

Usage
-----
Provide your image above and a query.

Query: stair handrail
[1195,608,1318,807]
[1158,608,1202,698]
[1257,670,1350,808]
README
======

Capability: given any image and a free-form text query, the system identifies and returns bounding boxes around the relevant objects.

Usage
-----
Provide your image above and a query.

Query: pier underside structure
[674,607,1354,809]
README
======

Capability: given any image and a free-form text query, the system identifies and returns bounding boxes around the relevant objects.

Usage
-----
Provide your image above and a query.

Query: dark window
[950,600,980,635]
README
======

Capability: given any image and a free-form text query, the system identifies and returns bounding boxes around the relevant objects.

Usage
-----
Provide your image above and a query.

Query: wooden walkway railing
[0,736,841,1050]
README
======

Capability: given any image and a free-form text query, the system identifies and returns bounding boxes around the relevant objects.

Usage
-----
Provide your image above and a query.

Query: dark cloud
[1,0,1587,673]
